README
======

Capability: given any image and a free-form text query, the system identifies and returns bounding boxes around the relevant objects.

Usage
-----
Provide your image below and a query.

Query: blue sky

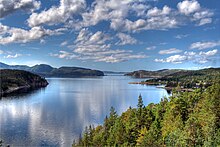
[0,0,220,71]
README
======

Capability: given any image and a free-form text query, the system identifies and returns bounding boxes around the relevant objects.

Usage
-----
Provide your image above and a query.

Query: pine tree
[137,94,144,129]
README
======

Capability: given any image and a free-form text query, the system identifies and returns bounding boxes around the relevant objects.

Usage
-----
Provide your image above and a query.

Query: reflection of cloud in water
[0,76,169,146]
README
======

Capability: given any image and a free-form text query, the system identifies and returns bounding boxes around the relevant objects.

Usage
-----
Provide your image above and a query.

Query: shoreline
[1,83,48,97]
[129,82,194,92]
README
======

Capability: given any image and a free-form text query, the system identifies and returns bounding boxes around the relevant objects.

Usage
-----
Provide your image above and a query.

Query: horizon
[0,0,220,71]
[0,61,218,72]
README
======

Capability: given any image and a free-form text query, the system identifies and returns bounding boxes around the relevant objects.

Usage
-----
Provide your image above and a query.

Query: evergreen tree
[137,94,144,129]
[75,83,220,147]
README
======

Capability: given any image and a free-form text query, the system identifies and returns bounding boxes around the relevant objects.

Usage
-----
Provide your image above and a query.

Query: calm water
[0,76,169,146]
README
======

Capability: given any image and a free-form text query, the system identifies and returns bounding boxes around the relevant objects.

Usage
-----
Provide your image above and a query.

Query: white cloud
[159,48,182,54]
[0,0,41,18]
[190,40,220,50]
[116,33,137,45]
[67,1,187,32]
[175,34,189,39]
[79,0,147,28]
[184,51,196,56]
[131,3,150,17]
[0,23,65,44]
[0,23,9,35]
[0,50,4,54]
[198,18,212,26]
[193,10,213,20]
[51,0,213,32]
[155,49,218,64]
[110,5,179,32]
[51,28,147,63]
[146,46,156,50]
[50,51,77,59]
[155,55,187,64]
[4,53,22,58]
[199,49,218,56]
[193,10,213,26]
[177,0,213,26]
[40,39,46,44]
[27,0,86,27]
[177,0,200,15]
[147,5,171,17]
[60,41,68,46]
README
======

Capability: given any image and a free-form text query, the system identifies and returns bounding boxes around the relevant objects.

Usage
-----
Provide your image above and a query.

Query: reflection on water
[0,76,169,146]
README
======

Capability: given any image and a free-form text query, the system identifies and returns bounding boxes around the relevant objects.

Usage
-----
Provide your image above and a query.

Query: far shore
[129,82,194,92]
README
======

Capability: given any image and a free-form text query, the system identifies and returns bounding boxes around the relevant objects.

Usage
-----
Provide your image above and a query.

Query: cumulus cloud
[50,51,77,59]
[50,28,146,63]
[0,23,65,44]
[155,49,218,64]
[24,0,213,33]
[199,49,218,56]
[147,5,171,17]
[116,33,137,45]
[155,55,187,63]
[177,0,213,26]
[4,53,22,58]
[177,0,200,15]
[190,40,220,50]
[192,10,213,26]
[0,0,41,18]
[67,0,187,32]
[110,5,179,32]
[27,0,86,27]
[159,48,182,54]
[108,0,213,32]
[78,0,149,28]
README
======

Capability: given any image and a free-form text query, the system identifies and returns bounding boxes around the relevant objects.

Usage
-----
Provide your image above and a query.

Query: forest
[146,68,220,89]
[74,81,220,146]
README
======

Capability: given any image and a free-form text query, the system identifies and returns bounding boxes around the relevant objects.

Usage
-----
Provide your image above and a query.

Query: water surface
[0,76,169,146]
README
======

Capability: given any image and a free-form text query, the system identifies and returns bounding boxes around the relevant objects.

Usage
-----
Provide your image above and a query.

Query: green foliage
[75,82,220,146]
[146,68,220,89]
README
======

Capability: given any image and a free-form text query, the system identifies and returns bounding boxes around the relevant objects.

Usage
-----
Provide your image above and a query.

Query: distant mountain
[0,62,104,77]
[0,62,10,68]
[125,69,183,78]
[30,64,54,73]
[103,71,128,75]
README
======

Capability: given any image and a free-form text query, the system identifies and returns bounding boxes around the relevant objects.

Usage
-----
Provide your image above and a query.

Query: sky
[0,0,220,72]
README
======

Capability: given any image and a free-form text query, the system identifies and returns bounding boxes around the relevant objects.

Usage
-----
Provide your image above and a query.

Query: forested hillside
[146,68,220,89]
[74,82,220,146]
[0,62,104,77]
[0,69,48,96]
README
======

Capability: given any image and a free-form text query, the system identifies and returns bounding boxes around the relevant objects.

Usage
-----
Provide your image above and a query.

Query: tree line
[74,82,220,146]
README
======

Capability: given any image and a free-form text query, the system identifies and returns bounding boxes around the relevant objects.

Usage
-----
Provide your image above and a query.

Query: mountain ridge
[0,62,104,77]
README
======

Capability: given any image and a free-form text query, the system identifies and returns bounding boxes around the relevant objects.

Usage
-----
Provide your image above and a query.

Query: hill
[75,82,220,146]
[0,69,48,96]
[125,69,183,78]
[0,62,104,77]
[145,68,220,89]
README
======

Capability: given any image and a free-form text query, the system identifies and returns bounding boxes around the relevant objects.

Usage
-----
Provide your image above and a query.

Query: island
[0,69,48,96]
